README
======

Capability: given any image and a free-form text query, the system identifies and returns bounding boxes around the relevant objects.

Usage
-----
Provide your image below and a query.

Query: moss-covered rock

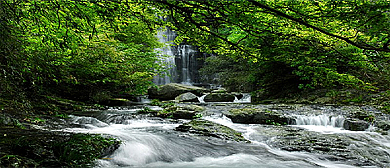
[148,83,208,100]
[0,128,120,167]
[376,120,390,131]
[175,119,248,142]
[156,104,205,119]
[343,118,370,131]
[227,108,295,125]
[175,92,200,103]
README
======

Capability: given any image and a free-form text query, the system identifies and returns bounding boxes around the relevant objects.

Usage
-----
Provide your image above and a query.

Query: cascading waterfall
[153,29,177,85]
[292,114,349,134]
[153,28,206,85]
[174,45,196,85]
[295,114,345,127]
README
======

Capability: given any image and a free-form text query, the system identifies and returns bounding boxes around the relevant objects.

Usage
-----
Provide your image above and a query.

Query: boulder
[175,92,199,103]
[148,83,208,100]
[180,104,205,112]
[157,105,204,119]
[226,108,295,125]
[376,120,390,131]
[175,119,248,142]
[172,110,197,119]
[343,118,370,131]
[203,93,236,102]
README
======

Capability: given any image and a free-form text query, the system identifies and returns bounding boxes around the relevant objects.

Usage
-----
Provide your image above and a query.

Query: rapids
[56,103,390,168]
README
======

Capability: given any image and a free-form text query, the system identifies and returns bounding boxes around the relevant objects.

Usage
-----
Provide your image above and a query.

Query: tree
[0,0,166,104]
[151,0,390,94]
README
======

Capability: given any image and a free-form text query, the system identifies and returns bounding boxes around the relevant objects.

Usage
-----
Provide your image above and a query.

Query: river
[57,102,390,168]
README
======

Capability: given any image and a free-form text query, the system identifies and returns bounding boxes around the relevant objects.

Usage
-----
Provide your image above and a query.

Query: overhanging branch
[248,0,390,52]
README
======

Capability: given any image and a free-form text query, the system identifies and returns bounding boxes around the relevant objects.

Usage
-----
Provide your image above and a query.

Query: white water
[153,29,177,85]
[57,105,390,168]
[176,44,196,85]
[197,93,251,104]
[295,114,345,127]
[153,28,204,85]
[292,114,349,134]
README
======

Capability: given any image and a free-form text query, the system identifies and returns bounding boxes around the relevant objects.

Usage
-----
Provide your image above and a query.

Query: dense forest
[1,0,390,166]
[2,0,390,107]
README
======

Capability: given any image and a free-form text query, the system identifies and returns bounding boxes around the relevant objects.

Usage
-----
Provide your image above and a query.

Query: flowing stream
[58,103,390,168]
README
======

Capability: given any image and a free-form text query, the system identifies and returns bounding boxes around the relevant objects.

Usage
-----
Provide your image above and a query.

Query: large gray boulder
[343,118,370,131]
[203,93,236,102]
[226,108,295,125]
[175,119,248,142]
[175,92,199,103]
[148,83,208,100]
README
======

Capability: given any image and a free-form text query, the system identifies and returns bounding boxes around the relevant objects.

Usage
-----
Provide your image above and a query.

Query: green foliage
[55,134,119,167]
[55,113,69,119]
[1,0,166,106]
[161,102,176,108]
[266,119,287,126]
[138,107,155,114]
[378,91,390,114]
[193,113,203,119]
[151,0,390,95]
[150,99,162,106]
[364,114,376,124]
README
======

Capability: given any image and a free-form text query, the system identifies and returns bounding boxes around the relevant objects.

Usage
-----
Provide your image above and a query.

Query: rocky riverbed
[2,83,390,167]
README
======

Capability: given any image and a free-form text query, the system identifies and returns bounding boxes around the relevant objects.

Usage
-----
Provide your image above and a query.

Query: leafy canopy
[1,0,167,103]
[150,0,390,92]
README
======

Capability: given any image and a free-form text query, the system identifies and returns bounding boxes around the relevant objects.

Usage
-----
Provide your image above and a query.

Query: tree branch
[248,0,390,52]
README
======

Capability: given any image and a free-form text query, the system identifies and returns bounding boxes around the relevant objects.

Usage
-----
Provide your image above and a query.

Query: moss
[54,134,120,167]
[229,108,258,115]
[0,128,120,167]
[181,119,248,142]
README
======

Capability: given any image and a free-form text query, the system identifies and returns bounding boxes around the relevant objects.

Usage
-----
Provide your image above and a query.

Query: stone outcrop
[226,108,295,125]
[203,93,236,102]
[175,119,248,142]
[148,83,208,100]
[376,120,390,131]
[343,118,370,131]
[157,105,205,119]
[175,92,200,103]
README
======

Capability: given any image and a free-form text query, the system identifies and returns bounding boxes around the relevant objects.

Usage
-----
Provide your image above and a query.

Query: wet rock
[376,120,390,131]
[180,104,205,112]
[172,110,197,119]
[175,119,248,142]
[204,93,236,102]
[0,128,119,167]
[175,92,200,103]
[148,83,208,100]
[158,105,204,119]
[343,118,370,131]
[265,126,357,162]
[226,108,295,125]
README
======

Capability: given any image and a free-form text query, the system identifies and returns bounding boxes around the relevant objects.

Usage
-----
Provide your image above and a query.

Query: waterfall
[153,28,206,85]
[153,28,177,85]
[295,114,345,127]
